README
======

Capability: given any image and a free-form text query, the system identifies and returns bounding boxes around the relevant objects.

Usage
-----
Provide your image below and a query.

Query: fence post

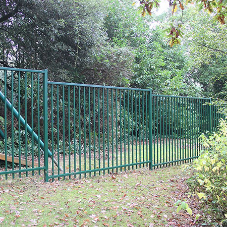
[43,69,49,182]
[209,98,212,132]
[149,89,153,170]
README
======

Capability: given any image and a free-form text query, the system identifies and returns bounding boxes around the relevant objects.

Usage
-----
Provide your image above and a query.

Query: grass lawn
[0,165,204,226]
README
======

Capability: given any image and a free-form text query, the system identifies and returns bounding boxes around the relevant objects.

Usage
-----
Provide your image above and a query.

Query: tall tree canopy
[0,0,107,81]
[0,0,226,99]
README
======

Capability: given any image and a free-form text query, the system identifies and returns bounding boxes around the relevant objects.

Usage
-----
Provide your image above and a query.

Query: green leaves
[188,118,227,219]
[175,200,193,215]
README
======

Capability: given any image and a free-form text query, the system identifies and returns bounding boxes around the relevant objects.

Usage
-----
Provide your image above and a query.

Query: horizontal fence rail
[0,67,225,181]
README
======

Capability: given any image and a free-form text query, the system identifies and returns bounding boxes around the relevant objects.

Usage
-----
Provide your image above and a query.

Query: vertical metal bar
[190,99,192,161]
[93,88,96,176]
[57,86,60,179]
[25,72,28,176]
[173,97,176,165]
[51,84,54,178]
[186,98,189,161]
[153,96,156,167]
[196,99,199,157]
[83,87,87,177]
[11,71,15,178]
[73,86,76,176]
[149,90,153,170]
[211,104,213,131]
[119,90,122,171]
[184,98,186,161]
[123,90,126,169]
[197,99,201,154]
[4,70,8,179]
[171,97,174,165]
[165,97,168,166]
[43,69,49,182]
[115,89,118,172]
[162,97,165,165]
[62,86,66,179]
[18,71,21,177]
[78,87,82,178]
[209,98,212,132]
[176,97,179,163]
[142,91,145,166]
[156,97,159,167]
[145,93,148,166]
[179,98,182,162]
[68,86,71,178]
[98,88,101,175]
[168,97,171,165]
[127,90,130,170]
[185,98,187,160]
[138,91,141,167]
[159,97,162,166]
[103,88,105,174]
[135,91,138,167]
[37,73,41,173]
[111,89,114,172]
[131,90,134,169]
[192,100,195,159]
[107,88,110,173]
[31,73,34,175]
[88,87,91,177]
[188,99,191,161]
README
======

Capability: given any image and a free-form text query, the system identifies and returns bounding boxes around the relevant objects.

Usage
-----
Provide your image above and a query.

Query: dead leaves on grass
[0,167,205,226]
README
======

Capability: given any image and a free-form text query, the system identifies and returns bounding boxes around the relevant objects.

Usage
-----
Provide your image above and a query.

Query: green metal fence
[151,95,211,168]
[0,67,224,181]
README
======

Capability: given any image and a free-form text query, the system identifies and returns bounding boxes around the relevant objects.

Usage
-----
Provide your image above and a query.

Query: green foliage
[139,0,227,46]
[78,44,134,86]
[0,129,40,157]
[129,27,200,96]
[175,200,192,215]
[188,119,227,220]
[183,7,227,99]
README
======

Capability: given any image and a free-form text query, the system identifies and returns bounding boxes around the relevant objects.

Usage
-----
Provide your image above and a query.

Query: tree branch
[0,0,22,23]
[198,42,227,54]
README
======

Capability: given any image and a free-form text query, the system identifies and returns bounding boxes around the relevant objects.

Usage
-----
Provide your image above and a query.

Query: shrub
[187,119,227,221]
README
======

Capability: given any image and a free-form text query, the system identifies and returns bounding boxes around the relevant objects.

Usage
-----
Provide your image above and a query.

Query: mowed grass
[0,165,199,227]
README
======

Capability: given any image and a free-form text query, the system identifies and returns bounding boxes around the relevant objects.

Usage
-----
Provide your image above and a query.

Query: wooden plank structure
[0,153,38,167]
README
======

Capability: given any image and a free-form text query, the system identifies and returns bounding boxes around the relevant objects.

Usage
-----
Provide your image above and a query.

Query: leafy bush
[187,119,227,221]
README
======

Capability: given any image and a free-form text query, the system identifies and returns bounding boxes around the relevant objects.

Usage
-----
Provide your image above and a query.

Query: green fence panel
[46,82,151,180]
[151,95,212,168]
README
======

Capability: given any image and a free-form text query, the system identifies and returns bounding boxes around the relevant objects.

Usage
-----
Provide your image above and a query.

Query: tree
[103,0,199,95]
[0,0,108,81]
[182,7,227,99]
